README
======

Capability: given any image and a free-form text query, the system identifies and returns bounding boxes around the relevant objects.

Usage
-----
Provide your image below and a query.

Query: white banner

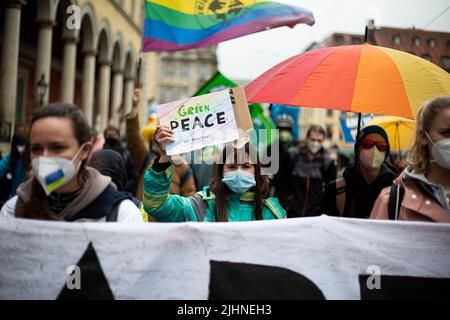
[1,216,449,300]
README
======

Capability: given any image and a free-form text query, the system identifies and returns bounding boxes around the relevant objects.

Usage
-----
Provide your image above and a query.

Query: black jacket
[317,162,398,218]
[275,146,336,218]
[103,142,138,195]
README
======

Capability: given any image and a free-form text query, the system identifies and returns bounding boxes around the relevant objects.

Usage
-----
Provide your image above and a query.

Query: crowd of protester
[1,93,449,223]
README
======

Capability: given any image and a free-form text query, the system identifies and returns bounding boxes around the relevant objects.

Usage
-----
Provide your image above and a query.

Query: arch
[124,45,136,80]
[79,2,98,53]
[97,19,113,64]
[56,0,79,40]
[36,0,55,23]
[111,33,125,72]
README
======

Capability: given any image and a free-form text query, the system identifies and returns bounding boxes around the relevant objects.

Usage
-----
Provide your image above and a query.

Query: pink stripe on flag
[143,14,315,52]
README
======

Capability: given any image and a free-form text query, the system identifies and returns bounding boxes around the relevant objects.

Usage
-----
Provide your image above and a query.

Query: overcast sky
[217,0,450,80]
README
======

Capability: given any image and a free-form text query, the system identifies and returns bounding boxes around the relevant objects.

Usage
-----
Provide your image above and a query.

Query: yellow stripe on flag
[148,0,266,15]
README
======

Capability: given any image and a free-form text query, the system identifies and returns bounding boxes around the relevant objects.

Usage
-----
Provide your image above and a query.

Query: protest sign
[1,216,449,300]
[339,114,374,143]
[157,87,252,156]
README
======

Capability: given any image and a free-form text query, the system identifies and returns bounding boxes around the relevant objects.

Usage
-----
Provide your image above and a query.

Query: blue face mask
[222,170,256,194]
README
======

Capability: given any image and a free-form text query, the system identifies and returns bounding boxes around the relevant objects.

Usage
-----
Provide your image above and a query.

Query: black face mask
[105,138,120,147]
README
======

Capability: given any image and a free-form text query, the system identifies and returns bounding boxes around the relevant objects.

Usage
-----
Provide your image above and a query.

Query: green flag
[194,71,275,150]
[194,71,238,96]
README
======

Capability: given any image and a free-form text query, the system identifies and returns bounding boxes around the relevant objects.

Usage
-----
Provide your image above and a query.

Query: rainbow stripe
[245,44,450,119]
[143,0,314,52]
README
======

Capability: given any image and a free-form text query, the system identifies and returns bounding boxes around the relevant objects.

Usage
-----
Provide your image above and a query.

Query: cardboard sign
[157,87,252,156]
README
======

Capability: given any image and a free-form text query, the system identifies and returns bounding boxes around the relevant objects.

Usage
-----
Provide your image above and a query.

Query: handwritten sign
[157,89,240,155]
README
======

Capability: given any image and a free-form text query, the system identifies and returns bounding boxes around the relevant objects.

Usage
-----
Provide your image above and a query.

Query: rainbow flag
[143,0,315,52]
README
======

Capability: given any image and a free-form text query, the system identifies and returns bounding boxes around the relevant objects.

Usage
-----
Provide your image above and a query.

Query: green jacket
[143,164,286,222]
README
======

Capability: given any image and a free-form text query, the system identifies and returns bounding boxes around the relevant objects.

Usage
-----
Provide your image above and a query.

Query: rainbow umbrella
[245,44,450,119]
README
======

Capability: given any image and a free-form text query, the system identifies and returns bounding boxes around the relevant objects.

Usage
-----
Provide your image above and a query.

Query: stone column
[110,69,124,127]
[121,76,135,132]
[97,60,111,131]
[0,0,25,147]
[81,50,96,125]
[123,76,135,116]
[35,19,55,106]
[60,34,78,103]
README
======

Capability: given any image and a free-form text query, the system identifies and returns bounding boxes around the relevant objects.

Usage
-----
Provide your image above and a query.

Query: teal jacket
[143,163,286,222]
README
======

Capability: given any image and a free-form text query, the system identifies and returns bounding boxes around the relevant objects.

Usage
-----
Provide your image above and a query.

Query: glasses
[360,139,388,152]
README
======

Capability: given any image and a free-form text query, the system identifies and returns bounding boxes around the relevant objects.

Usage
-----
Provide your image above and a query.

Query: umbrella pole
[356,112,362,142]
[396,122,401,159]
[354,112,362,169]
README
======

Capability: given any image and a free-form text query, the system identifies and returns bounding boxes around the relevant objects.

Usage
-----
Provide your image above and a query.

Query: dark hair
[104,125,120,138]
[89,149,127,191]
[16,103,93,219]
[210,143,269,222]
[306,125,326,139]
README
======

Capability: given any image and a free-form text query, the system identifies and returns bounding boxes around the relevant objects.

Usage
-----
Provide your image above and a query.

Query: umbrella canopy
[245,44,450,119]
[366,116,415,152]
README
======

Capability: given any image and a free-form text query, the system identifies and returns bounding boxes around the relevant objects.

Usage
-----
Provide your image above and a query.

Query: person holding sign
[141,126,286,222]
[125,89,196,201]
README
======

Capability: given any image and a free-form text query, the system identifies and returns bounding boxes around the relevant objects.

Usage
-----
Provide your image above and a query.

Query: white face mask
[426,132,450,170]
[17,145,26,155]
[359,147,385,171]
[308,140,322,154]
[31,144,87,195]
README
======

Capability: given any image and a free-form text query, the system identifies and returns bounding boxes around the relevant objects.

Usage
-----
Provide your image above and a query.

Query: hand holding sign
[155,125,174,163]
[156,87,253,156]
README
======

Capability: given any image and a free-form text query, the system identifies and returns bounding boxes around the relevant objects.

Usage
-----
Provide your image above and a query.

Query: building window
[447,40,450,49]
[161,86,174,103]
[392,35,401,45]
[413,36,421,46]
[427,38,436,48]
[164,62,175,77]
[334,35,344,45]
[178,87,189,99]
[326,125,333,139]
[442,56,450,71]
[421,54,432,62]
[326,109,333,117]
[351,37,362,45]
[180,63,190,78]
[199,64,209,79]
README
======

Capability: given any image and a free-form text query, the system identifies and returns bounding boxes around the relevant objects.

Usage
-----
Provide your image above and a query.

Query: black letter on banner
[217,112,226,125]
[192,116,204,129]
[170,121,179,130]
[359,274,450,299]
[57,242,114,300]
[181,118,189,131]
[208,260,325,300]
[204,114,214,127]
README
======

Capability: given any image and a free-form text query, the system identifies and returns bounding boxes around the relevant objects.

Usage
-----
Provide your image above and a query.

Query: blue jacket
[0,153,26,198]
[142,163,286,222]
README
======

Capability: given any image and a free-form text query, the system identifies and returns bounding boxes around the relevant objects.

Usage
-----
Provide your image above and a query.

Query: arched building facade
[0,0,150,148]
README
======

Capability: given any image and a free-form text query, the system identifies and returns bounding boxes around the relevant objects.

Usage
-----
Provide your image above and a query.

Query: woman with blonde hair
[370,96,450,222]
